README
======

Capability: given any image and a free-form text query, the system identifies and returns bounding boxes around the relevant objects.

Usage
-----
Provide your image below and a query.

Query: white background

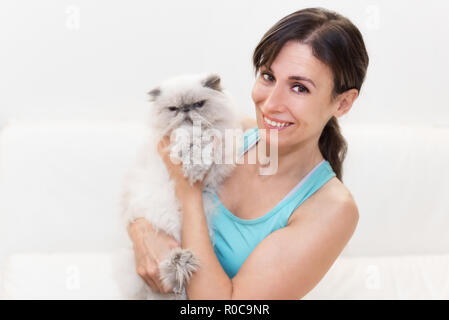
[1,0,448,126]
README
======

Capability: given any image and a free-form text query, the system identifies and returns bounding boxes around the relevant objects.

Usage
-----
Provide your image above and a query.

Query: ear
[202,73,222,92]
[334,89,358,118]
[147,87,161,102]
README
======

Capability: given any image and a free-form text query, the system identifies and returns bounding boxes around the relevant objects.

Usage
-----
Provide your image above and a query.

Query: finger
[160,135,170,148]
[150,269,168,294]
[154,275,166,293]
[143,275,161,293]
[155,278,172,294]
[157,139,165,155]
[157,138,172,158]
[152,279,165,294]
[157,135,167,149]
[141,266,165,293]
[144,261,167,294]
[169,240,181,250]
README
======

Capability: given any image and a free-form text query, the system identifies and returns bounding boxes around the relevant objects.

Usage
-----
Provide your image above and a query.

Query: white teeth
[264,116,291,127]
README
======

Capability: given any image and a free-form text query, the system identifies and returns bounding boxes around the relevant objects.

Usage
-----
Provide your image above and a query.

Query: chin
[258,128,286,150]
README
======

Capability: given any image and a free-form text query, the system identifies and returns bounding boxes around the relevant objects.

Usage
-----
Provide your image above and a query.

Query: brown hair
[252,7,369,181]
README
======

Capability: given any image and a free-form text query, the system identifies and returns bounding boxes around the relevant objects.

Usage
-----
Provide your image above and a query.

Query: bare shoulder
[240,115,257,131]
[288,177,359,230]
[232,178,359,299]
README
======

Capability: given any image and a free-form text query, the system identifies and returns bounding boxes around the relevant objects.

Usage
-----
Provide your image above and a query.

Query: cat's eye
[168,106,178,111]
[193,100,205,108]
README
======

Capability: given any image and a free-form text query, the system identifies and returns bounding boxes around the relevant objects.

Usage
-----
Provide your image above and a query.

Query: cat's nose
[181,104,191,112]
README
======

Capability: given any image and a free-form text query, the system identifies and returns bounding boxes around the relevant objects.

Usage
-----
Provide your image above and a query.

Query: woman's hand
[157,135,204,202]
[127,217,180,293]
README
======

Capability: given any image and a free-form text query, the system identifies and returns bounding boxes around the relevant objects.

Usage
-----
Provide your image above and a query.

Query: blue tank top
[207,127,336,279]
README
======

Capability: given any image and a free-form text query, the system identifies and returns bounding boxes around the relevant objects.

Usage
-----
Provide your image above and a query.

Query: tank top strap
[237,127,259,158]
[276,160,336,227]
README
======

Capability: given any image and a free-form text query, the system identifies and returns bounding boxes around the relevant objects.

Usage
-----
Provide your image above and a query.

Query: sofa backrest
[0,121,146,263]
[341,123,449,256]
[0,121,448,263]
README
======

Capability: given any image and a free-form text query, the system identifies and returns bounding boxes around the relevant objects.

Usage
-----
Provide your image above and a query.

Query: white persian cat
[117,72,242,299]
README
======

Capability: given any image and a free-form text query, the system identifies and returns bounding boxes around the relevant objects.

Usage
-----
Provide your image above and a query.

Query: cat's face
[147,73,233,136]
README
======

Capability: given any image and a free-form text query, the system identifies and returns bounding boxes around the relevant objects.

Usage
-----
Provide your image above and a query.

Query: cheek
[251,82,267,104]
[297,106,329,136]
[288,101,320,128]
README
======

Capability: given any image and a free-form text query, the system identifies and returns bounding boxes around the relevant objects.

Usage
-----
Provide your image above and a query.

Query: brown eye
[262,72,274,81]
[168,106,177,111]
[293,84,309,94]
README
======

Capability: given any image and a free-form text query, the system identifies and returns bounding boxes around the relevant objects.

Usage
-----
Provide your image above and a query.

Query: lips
[262,113,294,131]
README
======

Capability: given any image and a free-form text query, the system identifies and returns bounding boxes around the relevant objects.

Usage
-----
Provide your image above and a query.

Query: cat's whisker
[161,115,185,138]
[190,111,213,128]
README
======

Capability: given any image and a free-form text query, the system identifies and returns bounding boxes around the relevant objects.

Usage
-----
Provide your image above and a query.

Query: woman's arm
[177,115,257,298]
[182,189,358,300]
[157,136,233,298]
[230,196,358,299]
[178,189,234,299]
[179,187,358,299]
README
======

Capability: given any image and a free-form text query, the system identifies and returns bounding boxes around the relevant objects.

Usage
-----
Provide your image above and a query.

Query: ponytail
[318,116,347,181]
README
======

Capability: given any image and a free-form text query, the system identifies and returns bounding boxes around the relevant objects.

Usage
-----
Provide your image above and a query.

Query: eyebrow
[265,66,316,89]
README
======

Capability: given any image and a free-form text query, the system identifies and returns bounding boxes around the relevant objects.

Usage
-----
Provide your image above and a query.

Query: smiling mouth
[262,115,294,130]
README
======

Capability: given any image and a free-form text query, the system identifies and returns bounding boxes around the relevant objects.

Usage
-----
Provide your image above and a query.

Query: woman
[128,7,369,299]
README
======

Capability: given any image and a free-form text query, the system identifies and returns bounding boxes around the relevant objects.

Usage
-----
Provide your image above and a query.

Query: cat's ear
[202,73,222,92]
[147,87,161,102]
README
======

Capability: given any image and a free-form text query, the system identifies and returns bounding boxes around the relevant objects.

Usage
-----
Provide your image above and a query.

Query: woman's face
[251,40,355,150]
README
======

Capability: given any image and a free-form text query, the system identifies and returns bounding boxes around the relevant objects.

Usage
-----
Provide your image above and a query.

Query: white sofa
[1,119,448,299]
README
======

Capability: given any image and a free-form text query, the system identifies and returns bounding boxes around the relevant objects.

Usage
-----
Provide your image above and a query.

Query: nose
[262,84,286,114]
[181,104,191,113]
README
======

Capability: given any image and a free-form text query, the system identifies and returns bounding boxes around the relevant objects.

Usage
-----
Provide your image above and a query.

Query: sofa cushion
[2,252,448,299]
[303,253,449,299]
[0,252,126,299]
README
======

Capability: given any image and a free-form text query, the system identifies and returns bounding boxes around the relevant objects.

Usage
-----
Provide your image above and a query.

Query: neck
[250,135,324,183]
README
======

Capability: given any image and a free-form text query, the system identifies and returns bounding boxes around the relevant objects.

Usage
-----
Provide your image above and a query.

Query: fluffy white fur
[116,72,243,299]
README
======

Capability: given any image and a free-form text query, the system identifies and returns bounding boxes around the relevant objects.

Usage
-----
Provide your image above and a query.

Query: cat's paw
[159,248,199,295]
